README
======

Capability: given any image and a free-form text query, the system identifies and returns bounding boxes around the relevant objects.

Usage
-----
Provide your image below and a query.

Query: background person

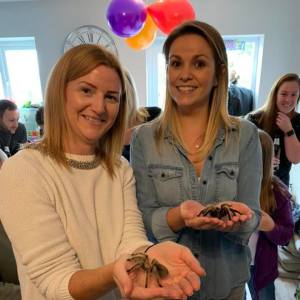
[35,106,44,137]
[131,20,262,300]
[228,70,255,116]
[0,44,204,300]
[122,69,161,161]
[247,130,294,300]
[246,73,300,187]
[0,99,27,157]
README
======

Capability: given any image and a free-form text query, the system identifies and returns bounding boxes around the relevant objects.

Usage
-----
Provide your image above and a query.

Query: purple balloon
[106,0,147,38]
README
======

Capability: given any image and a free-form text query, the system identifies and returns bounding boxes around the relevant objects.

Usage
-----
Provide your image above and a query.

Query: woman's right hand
[180,200,224,230]
[113,241,205,299]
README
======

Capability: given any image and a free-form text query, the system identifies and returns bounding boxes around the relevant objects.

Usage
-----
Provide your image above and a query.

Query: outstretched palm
[114,241,205,299]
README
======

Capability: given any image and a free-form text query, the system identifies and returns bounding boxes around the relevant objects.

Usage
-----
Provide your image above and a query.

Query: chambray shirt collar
[163,126,228,153]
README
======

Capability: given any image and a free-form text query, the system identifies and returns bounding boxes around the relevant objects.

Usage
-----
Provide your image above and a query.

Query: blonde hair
[124,69,149,127]
[255,73,300,138]
[29,44,126,177]
[156,20,237,159]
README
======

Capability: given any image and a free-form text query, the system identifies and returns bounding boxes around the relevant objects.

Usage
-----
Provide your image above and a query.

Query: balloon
[147,0,195,35]
[125,14,157,50]
[106,0,147,38]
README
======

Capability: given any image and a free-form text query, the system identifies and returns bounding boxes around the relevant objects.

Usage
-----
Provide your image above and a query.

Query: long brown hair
[255,73,300,138]
[29,44,126,177]
[156,20,238,159]
[259,130,291,213]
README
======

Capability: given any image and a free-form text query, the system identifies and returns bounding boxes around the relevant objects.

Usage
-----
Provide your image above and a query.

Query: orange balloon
[125,14,157,50]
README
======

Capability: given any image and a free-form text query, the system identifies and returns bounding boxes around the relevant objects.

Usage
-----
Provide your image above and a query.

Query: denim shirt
[131,118,262,300]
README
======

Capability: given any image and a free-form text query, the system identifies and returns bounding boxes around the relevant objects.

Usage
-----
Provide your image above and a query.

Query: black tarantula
[127,252,169,288]
[197,203,241,220]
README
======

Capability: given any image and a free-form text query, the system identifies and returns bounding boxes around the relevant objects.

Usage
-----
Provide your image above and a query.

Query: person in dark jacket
[228,83,254,116]
[247,130,294,300]
[0,99,27,157]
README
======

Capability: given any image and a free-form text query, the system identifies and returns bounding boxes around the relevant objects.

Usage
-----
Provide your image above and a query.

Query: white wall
[0,0,299,107]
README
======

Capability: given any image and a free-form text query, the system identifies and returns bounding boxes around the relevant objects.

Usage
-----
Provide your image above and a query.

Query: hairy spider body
[197,203,241,220]
[127,252,169,288]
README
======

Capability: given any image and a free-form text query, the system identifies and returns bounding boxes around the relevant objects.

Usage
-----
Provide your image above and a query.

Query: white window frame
[0,37,41,104]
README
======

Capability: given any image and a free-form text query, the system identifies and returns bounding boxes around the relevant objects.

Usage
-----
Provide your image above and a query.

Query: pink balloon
[147,0,195,35]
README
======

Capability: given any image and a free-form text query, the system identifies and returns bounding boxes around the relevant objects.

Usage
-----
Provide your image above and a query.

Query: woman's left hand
[113,241,205,299]
[276,112,293,133]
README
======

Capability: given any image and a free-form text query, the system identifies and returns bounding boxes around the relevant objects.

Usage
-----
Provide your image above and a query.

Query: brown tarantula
[127,252,169,288]
[197,203,241,220]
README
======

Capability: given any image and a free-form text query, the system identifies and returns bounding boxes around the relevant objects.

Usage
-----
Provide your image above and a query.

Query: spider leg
[145,270,149,288]
[227,211,232,221]
[230,209,241,215]
[127,263,141,273]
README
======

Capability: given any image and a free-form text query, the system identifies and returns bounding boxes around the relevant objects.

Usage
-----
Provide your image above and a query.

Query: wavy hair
[155,20,237,159]
[30,44,126,177]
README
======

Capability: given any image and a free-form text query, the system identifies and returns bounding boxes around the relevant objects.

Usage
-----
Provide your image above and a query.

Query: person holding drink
[246,73,300,186]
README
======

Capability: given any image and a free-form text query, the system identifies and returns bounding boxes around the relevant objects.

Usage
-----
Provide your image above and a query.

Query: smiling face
[167,34,217,113]
[1,109,19,134]
[64,65,122,154]
[276,80,300,115]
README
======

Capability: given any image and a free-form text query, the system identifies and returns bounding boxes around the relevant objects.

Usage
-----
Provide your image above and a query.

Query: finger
[178,277,194,297]
[113,255,134,297]
[185,271,201,291]
[130,285,185,300]
[180,247,206,277]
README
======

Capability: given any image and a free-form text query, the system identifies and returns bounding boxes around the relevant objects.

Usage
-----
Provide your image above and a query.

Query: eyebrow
[78,81,97,89]
[79,81,120,94]
[169,54,208,60]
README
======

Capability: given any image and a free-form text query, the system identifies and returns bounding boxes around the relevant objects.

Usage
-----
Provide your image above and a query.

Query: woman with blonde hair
[247,73,300,186]
[122,69,161,161]
[247,130,294,300]
[0,44,205,300]
[131,20,262,299]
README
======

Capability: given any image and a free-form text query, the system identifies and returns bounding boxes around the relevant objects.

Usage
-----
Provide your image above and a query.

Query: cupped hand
[180,200,224,230]
[113,241,205,299]
[180,200,253,232]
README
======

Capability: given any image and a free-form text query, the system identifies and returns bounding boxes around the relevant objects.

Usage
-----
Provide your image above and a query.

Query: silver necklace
[66,158,100,170]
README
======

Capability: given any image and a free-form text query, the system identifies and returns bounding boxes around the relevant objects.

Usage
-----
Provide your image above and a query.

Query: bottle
[4,146,11,157]
[273,137,280,171]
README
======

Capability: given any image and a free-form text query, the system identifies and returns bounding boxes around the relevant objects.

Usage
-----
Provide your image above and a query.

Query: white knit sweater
[0,149,151,300]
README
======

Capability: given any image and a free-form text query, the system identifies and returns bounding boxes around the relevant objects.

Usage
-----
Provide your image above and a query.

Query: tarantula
[197,203,241,220]
[127,252,169,288]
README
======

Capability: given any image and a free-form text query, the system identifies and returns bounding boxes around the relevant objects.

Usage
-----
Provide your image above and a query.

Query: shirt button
[161,173,165,178]
[208,155,213,160]
[203,180,207,185]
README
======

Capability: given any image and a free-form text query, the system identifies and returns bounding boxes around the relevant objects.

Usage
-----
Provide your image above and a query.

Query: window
[146,35,264,109]
[0,37,43,107]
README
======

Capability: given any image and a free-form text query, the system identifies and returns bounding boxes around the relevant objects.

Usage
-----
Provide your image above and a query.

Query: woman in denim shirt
[131,21,262,300]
